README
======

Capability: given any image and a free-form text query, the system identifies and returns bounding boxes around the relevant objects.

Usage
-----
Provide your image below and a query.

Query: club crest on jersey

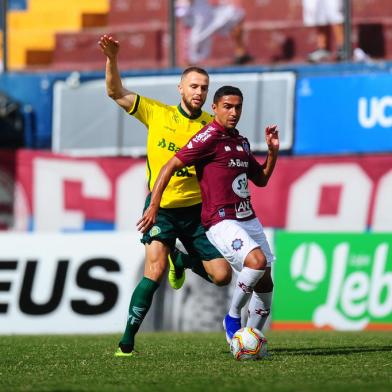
[172,113,180,123]
[218,208,225,218]
[242,142,250,154]
[224,146,231,151]
[149,226,161,237]
[231,238,244,251]
[236,145,244,152]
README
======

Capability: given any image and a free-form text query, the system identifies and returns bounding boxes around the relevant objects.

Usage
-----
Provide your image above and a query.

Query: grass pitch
[1,331,391,392]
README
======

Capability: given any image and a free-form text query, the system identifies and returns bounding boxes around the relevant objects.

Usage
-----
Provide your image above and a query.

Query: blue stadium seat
[9,0,27,10]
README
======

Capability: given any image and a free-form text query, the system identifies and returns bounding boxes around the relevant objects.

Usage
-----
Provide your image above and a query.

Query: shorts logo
[231,238,244,251]
[149,226,161,237]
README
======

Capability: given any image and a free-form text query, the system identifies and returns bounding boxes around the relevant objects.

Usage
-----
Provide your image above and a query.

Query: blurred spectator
[302,0,344,62]
[176,0,253,65]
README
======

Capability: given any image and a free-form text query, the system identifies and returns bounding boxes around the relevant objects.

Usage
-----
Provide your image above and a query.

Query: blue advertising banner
[294,73,392,154]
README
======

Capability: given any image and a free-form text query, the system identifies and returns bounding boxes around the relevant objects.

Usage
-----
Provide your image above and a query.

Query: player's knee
[212,270,232,286]
[145,256,167,282]
[244,251,267,271]
[210,263,232,286]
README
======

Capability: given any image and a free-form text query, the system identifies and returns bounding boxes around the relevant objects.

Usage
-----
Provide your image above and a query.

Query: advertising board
[273,232,392,330]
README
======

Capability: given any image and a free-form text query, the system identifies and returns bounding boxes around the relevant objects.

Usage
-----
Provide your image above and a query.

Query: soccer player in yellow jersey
[99,34,231,356]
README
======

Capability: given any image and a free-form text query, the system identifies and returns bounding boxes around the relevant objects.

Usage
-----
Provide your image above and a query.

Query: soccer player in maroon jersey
[138,85,279,342]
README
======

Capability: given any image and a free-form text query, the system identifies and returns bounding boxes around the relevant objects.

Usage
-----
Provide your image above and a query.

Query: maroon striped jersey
[176,120,263,229]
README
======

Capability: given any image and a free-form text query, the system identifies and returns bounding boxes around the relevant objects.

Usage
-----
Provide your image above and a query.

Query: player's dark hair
[213,86,243,104]
[181,66,209,80]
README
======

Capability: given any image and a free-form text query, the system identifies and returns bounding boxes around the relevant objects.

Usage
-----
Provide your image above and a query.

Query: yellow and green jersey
[129,95,213,208]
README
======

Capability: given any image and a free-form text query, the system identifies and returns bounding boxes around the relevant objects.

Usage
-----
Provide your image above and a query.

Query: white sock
[246,291,273,332]
[228,267,265,318]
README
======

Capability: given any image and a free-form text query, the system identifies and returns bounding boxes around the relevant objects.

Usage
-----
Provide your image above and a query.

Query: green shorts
[141,194,222,261]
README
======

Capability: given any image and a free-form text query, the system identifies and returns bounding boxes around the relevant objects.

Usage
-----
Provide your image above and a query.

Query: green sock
[175,252,212,283]
[119,277,159,349]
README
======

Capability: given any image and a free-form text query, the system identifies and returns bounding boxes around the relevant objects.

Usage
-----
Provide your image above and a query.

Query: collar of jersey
[212,119,239,136]
[177,104,202,119]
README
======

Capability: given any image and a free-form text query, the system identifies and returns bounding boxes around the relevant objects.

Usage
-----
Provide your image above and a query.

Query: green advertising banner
[273,233,392,330]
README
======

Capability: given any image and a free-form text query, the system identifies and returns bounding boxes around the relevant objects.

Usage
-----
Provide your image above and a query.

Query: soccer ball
[230,327,268,361]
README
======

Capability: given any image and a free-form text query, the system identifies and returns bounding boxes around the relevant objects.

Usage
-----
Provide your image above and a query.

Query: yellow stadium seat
[7,0,109,69]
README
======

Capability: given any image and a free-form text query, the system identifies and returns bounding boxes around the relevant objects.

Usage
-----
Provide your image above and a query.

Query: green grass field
[1,331,391,392]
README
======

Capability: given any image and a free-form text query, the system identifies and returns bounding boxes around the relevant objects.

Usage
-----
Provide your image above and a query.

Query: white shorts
[302,0,344,26]
[206,218,275,273]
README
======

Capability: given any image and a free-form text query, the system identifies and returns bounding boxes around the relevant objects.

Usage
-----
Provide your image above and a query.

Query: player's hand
[98,34,120,59]
[265,124,279,152]
[137,205,158,234]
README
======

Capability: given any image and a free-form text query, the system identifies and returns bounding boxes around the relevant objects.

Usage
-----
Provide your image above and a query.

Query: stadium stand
[51,0,168,70]
[192,0,392,66]
[4,0,392,71]
[6,0,109,69]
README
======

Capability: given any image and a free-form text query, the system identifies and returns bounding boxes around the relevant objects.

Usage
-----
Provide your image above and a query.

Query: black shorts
[141,194,222,261]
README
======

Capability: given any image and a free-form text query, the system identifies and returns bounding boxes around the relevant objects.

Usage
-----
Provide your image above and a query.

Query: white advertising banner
[0,232,144,334]
[0,230,276,335]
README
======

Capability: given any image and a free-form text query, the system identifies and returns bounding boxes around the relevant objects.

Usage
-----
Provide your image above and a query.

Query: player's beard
[183,95,205,115]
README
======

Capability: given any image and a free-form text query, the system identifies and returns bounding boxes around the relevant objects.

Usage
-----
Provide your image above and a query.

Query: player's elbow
[107,88,120,100]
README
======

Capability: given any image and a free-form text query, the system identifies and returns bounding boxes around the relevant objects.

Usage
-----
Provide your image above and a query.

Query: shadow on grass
[271,345,392,356]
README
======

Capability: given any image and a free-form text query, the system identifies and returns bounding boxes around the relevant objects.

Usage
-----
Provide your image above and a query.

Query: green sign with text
[273,233,392,330]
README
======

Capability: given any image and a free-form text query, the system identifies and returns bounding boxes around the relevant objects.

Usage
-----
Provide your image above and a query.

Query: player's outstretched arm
[137,156,185,233]
[98,34,137,112]
[251,125,279,187]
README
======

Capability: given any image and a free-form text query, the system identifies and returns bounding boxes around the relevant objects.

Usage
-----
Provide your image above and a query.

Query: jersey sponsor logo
[187,141,193,149]
[232,173,250,198]
[235,199,253,219]
[231,238,244,251]
[228,159,249,168]
[192,127,212,143]
[158,138,180,153]
[236,145,244,152]
[149,226,161,237]
[224,146,231,151]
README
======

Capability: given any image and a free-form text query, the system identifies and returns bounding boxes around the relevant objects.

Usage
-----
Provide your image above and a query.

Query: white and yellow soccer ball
[230,327,268,361]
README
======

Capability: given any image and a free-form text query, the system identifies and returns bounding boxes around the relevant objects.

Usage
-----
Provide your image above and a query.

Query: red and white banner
[251,155,392,231]
[1,150,392,232]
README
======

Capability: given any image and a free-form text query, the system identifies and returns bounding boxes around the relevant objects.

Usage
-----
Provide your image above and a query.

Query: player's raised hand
[98,34,120,59]
[137,205,158,234]
[265,124,279,152]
